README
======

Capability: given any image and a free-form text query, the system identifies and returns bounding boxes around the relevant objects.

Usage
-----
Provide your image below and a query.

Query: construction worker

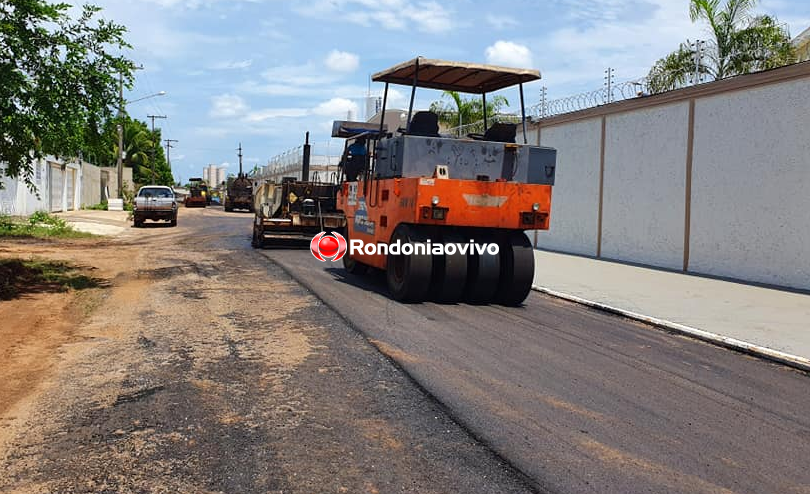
[343,136,368,182]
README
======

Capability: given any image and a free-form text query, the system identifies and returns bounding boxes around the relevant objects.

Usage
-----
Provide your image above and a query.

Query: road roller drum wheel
[386,224,432,302]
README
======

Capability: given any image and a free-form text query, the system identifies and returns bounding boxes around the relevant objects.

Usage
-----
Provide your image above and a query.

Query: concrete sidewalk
[57,210,130,236]
[532,250,810,370]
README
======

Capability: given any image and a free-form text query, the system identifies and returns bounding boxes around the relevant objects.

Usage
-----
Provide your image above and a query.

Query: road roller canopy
[371,57,541,94]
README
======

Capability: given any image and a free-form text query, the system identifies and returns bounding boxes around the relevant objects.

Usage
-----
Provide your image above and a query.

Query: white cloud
[532,0,705,93]
[261,63,335,86]
[311,98,360,118]
[485,14,519,30]
[298,0,455,33]
[211,59,253,70]
[245,107,309,122]
[325,50,360,72]
[239,60,358,97]
[209,94,248,118]
[485,41,534,68]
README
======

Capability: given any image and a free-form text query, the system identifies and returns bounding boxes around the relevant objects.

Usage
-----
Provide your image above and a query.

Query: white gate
[65,168,75,211]
[50,165,63,212]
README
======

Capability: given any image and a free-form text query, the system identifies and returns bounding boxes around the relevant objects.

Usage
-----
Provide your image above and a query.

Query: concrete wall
[525,62,810,291]
[100,167,134,199]
[601,102,689,270]
[1,158,126,216]
[689,79,810,289]
[81,163,102,206]
[536,118,602,256]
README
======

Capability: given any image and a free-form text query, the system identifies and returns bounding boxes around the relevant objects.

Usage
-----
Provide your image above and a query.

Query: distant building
[202,164,227,187]
[365,96,382,120]
[794,26,810,62]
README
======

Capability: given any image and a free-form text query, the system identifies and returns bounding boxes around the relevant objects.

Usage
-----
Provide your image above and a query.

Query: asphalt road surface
[258,236,810,494]
[7,207,807,494]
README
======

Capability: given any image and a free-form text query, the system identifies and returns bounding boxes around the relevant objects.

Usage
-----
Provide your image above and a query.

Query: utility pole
[540,86,547,118]
[117,72,124,198]
[147,114,166,184]
[165,139,178,175]
[115,64,143,198]
[604,67,615,104]
[237,142,244,178]
[691,40,706,85]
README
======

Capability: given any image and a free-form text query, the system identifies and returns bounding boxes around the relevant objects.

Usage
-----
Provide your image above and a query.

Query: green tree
[81,116,173,186]
[0,1,134,190]
[429,91,509,133]
[647,0,796,93]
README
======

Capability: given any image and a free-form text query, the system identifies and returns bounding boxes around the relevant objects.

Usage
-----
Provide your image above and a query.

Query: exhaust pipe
[302,131,311,182]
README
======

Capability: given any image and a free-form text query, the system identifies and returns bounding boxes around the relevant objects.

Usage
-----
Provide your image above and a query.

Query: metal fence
[258,142,343,183]
[530,77,652,118]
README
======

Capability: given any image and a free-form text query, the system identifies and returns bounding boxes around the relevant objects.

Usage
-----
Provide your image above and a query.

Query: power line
[165,139,178,177]
[148,114,167,184]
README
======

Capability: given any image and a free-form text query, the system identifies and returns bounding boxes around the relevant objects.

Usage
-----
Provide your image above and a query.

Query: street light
[127,91,166,104]
[117,90,167,197]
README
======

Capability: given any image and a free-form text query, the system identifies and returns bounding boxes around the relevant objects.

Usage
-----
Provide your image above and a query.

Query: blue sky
[86,0,810,183]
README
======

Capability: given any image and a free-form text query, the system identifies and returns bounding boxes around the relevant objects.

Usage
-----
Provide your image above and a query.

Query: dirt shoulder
[0,209,534,494]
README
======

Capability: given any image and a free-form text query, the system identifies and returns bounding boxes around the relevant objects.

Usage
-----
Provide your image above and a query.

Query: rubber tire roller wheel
[341,229,368,275]
[464,232,500,304]
[496,231,535,306]
[429,230,467,303]
[343,254,369,275]
[251,225,261,248]
[386,224,433,302]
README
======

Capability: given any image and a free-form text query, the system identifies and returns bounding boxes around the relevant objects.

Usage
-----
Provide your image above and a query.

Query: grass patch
[0,258,104,300]
[82,201,108,211]
[0,211,95,239]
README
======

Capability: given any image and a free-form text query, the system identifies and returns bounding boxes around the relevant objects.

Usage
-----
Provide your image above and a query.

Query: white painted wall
[536,118,602,256]
[523,72,810,290]
[1,158,89,216]
[523,128,539,146]
[601,102,689,270]
[689,79,810,289]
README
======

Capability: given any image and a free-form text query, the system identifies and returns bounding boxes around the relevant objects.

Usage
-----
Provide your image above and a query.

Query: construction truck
[224,143,254,212]
[336,57,556,306]
[251,133,346,248]
[184,178,208,208]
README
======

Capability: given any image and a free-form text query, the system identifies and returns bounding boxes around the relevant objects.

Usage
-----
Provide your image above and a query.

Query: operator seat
[468,122,518,143]
[407,111,440,137]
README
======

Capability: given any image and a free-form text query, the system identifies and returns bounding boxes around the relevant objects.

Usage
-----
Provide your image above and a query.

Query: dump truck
[251,134,346,247]
[224,143,254,212]
[336,57,556,306]
[184,178,208,208]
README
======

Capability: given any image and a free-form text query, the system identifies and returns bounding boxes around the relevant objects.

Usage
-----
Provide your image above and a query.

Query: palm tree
[429,91,510,135]
[115,121,154,183]
[647,0,795,93]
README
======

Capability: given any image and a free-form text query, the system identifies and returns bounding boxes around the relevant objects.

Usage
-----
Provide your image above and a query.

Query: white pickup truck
[133,186,178,227]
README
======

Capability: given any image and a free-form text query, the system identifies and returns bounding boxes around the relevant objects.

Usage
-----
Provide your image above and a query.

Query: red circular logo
[310,231,347,262]
[319,236,339,257]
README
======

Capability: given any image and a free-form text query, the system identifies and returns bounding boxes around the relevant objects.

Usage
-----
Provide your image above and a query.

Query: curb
[531,285,810,374]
